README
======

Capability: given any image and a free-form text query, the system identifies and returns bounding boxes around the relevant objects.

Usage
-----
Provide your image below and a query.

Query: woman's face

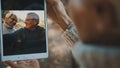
[69,0,120,43]
[6,15,17,28]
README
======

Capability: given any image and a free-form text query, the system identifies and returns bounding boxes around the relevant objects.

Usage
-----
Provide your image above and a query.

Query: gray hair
[27,12,39,24]
[5,12,16,18]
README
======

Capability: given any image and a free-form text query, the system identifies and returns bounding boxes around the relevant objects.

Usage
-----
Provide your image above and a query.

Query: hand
[46,0,60,6]
[47,0,72,31]
[4,59,40,68]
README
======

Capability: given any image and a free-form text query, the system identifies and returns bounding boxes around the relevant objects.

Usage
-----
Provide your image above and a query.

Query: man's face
[6,15,17,27]
[25,15,37,30]
[69,0,120,43]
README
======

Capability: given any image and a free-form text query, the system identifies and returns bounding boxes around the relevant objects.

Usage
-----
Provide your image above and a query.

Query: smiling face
[69,0,120,43]
[6,15,17,28]
[25,15,38,30]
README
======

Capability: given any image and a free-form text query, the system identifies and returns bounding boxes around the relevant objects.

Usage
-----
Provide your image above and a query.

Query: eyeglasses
[9,18,17,25]
[10,17,17,23]
[25,19,35,21]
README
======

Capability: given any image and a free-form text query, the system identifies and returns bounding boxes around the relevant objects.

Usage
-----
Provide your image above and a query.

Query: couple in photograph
[2,12,46,55]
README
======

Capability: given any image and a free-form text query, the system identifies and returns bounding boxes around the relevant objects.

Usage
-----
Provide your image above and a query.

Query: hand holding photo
[0,0,48,61]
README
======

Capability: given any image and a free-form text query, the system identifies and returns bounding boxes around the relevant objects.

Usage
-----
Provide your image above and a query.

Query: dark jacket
[3,26,46,55]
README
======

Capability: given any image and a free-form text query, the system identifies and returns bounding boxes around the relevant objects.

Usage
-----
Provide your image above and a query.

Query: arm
[47,0,72,31]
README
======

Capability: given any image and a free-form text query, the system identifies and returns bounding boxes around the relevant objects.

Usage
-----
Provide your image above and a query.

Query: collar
[3,22,13,29]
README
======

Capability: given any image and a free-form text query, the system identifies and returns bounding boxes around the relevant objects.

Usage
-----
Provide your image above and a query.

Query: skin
[47,0,72,31]
[4,60,40,68]
[5,15,17,28]
[69,0,120,46]
[25,15,38,30]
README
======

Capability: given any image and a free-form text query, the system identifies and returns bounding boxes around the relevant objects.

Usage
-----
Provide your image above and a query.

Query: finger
[24,59,38,63]
[4,61,17,67]
[30,59,39,63]
[29,59,40,68]
[17,61,26,64]
[22,59,39,66]
[24,60,32,63]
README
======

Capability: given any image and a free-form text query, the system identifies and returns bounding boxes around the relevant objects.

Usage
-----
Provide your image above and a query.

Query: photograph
[2,10,46,56]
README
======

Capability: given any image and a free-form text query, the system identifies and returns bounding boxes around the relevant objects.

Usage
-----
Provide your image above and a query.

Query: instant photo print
[0,0,48,61]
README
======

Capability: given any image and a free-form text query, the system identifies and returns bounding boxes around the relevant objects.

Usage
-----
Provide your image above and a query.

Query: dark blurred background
[1,0,44,10]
